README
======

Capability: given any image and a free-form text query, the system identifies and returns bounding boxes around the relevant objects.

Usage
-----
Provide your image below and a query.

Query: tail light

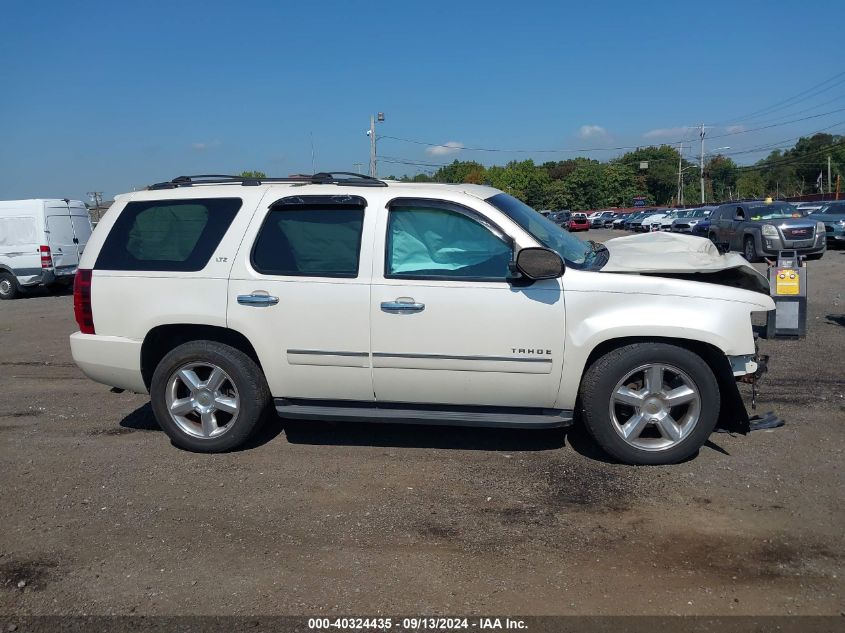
[73,269,95,334]
[40,245,53,269]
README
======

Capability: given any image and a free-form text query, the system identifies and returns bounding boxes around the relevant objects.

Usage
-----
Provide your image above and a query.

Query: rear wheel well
[580,336,749,433]
[141,324,262,390]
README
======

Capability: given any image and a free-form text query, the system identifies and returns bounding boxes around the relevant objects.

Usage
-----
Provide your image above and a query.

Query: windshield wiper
[583,240,609,269]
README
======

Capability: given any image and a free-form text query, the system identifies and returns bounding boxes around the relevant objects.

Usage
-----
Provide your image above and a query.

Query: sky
[1,0,843,202]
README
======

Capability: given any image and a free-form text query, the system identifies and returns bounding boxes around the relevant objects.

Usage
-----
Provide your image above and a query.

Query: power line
[380,106,845,156]
[713,69,845,125]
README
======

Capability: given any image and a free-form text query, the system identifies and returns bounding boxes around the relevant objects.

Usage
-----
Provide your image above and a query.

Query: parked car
[602,213,621,228]
[548,211,571,227]
[691,217,711,238]
[648,210,684,232]
[589,211,615,228]
[567,213,590,232]
[612,214,632,229]
[671,208,712,233]
[795,201,826,215]
[0,199,93,300]
[809,200,845,246]
[640,210,677,232]
[622,212,648,231]
[68,172,774,465]
[708,200,826,261]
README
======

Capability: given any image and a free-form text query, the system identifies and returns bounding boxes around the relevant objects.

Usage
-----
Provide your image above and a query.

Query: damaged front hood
[601,231,769,293]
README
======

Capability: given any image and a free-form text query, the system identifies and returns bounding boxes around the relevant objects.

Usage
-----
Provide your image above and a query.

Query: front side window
[386,205,511,280]
[95,198,242,271]
[252,199,364,277]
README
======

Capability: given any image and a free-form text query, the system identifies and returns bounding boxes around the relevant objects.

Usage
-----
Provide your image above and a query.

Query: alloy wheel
[608,363,701,452]
[165,362,240,439]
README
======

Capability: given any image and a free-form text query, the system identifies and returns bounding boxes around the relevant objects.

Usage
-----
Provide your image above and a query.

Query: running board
[274,399,573,429]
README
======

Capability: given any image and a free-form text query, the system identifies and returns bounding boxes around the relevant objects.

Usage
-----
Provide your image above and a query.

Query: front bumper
[758,232,826,257]
[825,225,845,242]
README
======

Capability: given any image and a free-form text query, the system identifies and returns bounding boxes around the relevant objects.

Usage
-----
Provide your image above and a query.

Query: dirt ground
[1,229,843,617]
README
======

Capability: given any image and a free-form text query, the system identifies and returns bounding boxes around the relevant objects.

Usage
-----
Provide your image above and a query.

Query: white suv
[70,173,774,465]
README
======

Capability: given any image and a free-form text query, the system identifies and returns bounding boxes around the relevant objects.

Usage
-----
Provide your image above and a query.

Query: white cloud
[578,125,607,139]
[642,126,693,139]
[426,141,464,156]
[191,140,221,151]
[725,125,745,134]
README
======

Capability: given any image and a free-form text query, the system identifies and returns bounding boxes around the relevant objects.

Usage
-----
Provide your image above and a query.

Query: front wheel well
[580,336,749,434]
[140,324,262,390]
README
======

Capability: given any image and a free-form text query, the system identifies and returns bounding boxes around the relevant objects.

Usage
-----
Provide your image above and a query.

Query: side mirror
[515,247,564,280]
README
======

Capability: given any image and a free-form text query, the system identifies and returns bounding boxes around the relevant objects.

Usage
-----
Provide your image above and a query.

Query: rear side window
[95,198,241,271]
[251,196,365,278]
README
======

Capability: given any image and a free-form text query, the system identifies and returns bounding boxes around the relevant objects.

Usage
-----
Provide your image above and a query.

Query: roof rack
[147,172,387,190]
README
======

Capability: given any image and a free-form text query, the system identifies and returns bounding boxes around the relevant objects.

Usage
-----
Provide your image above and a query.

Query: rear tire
[150,340,271,452]
[0,273,20,300]
[579,343,720,465]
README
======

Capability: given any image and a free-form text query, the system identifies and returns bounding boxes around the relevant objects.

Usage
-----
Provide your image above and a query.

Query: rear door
[728,205,747,250]
[227,193,375,402]
[70,203,93,258]
[45,203,80,274]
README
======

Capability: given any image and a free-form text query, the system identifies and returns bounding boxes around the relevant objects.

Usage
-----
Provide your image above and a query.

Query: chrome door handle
[237,292,279,307]
[381,297,425,314]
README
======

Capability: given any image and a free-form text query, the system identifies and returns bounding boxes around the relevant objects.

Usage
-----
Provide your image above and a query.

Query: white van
[0,199,93,299]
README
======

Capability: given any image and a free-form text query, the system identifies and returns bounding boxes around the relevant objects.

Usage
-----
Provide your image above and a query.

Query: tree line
[389,133,845,210]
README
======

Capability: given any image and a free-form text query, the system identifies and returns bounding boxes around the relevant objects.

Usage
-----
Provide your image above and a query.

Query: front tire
[150,341,271,452]
[743,236,759,262]
[579,343,720,465]
[0,273,20,300]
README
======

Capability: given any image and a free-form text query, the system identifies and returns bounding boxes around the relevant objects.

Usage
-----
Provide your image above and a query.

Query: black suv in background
[708,201,826,261]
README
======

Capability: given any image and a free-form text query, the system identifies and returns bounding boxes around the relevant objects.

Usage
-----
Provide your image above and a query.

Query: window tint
[96,198,241,271]
[386,206,512,280]
[252,206,364,277]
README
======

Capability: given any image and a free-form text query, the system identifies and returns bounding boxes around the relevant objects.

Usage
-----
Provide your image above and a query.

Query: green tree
[433,160,487,184]
[736,171,766,198]
[616,145,683,205]
[601,162,640,207]
[707,155,738,202]
[558,159,605,210]
[485,160,550,207]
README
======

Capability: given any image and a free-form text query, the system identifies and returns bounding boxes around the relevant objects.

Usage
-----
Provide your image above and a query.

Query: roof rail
[147,172,387,190]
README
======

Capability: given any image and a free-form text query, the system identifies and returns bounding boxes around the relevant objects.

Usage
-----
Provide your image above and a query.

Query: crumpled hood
[601,231,769,293]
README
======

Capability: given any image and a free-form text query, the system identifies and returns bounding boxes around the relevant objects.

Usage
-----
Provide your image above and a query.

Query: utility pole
[353,162,364,174]
[369,115,376,177]
[699,124,706,204]
[677,142,683,206]
[828,155,832,195]
[368,112,385,178]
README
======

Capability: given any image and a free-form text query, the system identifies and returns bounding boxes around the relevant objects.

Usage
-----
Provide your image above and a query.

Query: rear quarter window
[95,198,242,271]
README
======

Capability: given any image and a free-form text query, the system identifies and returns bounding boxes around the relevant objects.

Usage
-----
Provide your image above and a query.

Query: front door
[227,194,375,401]
[370,198,566,408]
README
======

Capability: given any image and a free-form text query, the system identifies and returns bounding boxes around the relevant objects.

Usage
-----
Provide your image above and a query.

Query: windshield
[747,202,801,220]
[486,193,604,269]
[820,202,845,214]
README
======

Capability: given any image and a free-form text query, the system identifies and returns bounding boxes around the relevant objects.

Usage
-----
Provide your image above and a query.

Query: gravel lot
[1,229,843,616]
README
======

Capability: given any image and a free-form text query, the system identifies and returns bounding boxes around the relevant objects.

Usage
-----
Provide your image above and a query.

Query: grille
[782,226,814,240]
